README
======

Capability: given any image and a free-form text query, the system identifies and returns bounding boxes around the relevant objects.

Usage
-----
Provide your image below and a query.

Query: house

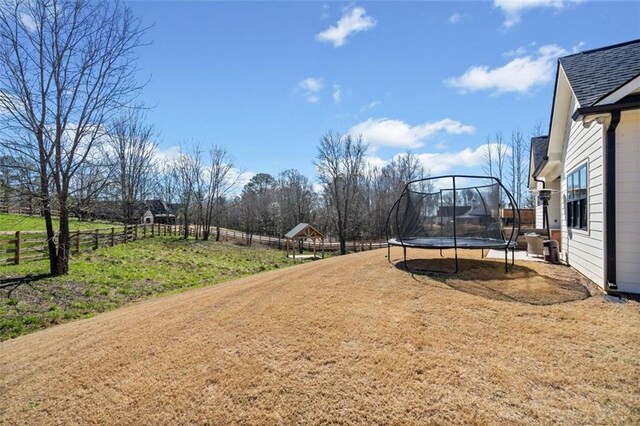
[529,39,640,294]
[142,200,176,225]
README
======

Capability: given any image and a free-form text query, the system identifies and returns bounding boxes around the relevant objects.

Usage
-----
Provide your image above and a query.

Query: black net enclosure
[386,175,520,273]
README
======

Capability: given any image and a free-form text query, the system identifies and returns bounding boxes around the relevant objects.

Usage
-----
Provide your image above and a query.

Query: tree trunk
[54,202,71,275]
[215,225,221,242]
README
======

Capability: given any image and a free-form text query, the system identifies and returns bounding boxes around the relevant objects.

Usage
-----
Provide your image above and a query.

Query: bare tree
[173,145,202,239]
[314,131,367,255]
[201,146,239,241]
[508,129,527,207]
[0,0,146,275]
[276,169,315,236]
[482,135,494,177]
[105,110,157,224]
[240,173,276,240]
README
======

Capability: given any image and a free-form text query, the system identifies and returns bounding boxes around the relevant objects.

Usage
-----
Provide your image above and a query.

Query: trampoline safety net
[386,175,520,272]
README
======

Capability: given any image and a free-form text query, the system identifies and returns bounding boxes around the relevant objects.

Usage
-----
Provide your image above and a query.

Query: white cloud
[445,44,567,94]
[154,145,181,165]
[315,6,376,47]
[364,155,388,171]
[359,100,381,112]
[349,118,475,151]
[298,77,323,93]
[494,0,579,28]
[320,3,330,19]
[228,169,255,194]
[448,12,465,24]
[19,12,37,32]
[332,85,341,103]
[364,144,494,175]
[503,46,527,57]
[572,41,585,53]
[297,77,324,103]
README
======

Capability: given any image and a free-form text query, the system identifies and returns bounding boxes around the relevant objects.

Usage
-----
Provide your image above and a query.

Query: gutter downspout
[605,110,621,291]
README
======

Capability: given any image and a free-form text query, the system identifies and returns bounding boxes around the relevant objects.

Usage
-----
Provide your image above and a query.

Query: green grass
[0,237,296,340]
[0,213,116,232]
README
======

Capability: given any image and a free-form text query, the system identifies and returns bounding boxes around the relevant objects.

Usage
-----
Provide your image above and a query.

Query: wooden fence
[1,223,187,266]
[0,223,388,266]
[213,227,387,253]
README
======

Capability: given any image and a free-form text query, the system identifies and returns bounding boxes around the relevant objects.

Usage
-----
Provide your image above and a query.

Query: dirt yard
[1,248,638,424]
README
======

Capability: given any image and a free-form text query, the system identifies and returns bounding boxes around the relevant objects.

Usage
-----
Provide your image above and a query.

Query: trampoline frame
[386,175,521,273]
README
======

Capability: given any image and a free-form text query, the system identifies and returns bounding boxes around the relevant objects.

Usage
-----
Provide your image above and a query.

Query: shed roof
[559,39,640,107]
[285,223,324,239]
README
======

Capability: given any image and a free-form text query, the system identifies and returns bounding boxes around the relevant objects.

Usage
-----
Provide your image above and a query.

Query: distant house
[141,200,176,225]
[529,39,640,294]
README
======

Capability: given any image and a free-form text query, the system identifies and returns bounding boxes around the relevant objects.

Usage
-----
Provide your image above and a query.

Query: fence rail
[0,222,388,266]
[0,223,185,266]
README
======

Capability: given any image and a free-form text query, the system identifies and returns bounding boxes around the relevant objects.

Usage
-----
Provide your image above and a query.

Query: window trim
[566,162,589,231]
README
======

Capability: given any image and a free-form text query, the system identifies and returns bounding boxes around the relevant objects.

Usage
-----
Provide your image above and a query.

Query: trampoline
[386,175,520,273]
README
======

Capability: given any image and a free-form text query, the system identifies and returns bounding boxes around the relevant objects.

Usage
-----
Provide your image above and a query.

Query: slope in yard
[0,238,294,340]
[1,248,639,424]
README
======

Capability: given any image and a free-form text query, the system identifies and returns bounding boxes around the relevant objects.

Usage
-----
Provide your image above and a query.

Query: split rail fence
[0,223,388,267]
[1,224,185,266]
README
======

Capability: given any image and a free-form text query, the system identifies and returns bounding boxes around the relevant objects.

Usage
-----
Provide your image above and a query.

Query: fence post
[76,230,81,254]
[111,227,115,247]
[14,231,20,265]
[151,223,155,237]
[134,224,138,241]
[94,229,99,250]
[123,226,128,243]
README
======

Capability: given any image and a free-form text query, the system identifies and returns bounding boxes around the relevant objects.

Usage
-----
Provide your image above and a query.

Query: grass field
[0,237,295,340]
[1,248,638,424]
[0,213,115,232]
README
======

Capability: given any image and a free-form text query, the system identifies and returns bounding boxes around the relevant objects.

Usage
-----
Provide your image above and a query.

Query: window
[567,164,588,230]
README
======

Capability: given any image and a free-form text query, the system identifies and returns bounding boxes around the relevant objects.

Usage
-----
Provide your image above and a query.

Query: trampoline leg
[387,243,390,263]
[504,249,508,273]
[511,247,515,269]
[403,246,407,270]
[454,248,459,273]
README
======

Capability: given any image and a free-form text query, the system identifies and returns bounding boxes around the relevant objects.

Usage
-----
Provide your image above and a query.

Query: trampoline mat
[388,237,515,250]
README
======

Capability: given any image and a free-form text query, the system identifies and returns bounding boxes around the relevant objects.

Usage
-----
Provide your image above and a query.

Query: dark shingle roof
[559,39,640,108]
[145,200,174,217]
[530,136,549,174]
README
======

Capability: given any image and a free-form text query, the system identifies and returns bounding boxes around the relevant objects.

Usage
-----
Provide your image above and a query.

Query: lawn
[0,237,295,340]
[1,248,638,424]
[0,213,116,232]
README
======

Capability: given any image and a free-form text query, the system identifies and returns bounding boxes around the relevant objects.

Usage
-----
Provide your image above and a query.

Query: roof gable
[285,223,324,239]
[528,136,549,186]
[559,39,640,108]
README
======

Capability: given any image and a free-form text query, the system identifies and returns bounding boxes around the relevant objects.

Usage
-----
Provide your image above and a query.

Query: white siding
[535,181,544,228]
[561,96,606,287]
[142,210,154,224]
[615,109,640,293]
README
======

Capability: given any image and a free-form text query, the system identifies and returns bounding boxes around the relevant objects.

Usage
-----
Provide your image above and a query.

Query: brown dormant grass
[1,248,638,424]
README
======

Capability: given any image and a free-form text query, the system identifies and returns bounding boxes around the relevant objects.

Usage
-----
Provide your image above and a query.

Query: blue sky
[128,0,640,181]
